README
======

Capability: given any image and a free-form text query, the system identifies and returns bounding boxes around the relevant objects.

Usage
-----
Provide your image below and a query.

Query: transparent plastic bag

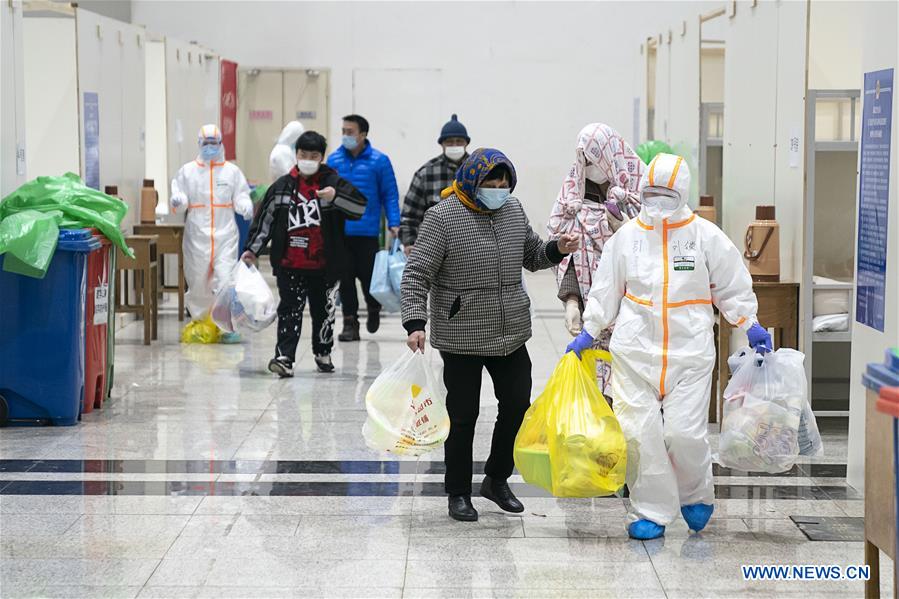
[369,240,402,313]
[514,350,627,498]
[717,347,822,473]
[363,349,450,456]
[211,262,277,333]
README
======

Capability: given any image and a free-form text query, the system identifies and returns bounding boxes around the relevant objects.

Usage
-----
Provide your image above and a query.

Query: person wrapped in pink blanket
[546,123,645,396]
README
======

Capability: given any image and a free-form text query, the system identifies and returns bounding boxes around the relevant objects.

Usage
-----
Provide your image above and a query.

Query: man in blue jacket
[327,114,401,341]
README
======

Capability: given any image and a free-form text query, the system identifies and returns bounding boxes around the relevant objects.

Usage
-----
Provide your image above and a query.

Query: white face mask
[444,146,466,162]
[297,159,320,176]
[641,188,682,219]
[584,164,608,184]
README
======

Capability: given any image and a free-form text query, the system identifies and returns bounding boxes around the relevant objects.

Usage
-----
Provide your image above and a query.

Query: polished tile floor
[0,271,886,598]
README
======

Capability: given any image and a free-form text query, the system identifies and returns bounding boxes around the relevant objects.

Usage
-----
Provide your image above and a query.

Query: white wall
[23,17,79,180]
[721,0,807,283]
[132,0,721,233]
[846,0,899,492]
[2,0,27,196]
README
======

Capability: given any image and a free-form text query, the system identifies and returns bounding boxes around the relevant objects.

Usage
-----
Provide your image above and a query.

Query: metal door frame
[802,88,860,418]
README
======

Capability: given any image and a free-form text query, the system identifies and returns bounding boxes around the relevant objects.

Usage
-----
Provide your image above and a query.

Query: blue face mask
[200,143,221,161]
[477,188,512,210]
[342,135,359,151]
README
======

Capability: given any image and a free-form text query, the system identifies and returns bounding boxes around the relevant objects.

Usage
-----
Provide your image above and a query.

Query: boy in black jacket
[242,131,367,376]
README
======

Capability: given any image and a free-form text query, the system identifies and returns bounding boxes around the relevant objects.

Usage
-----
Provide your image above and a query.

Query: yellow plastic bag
[180,314,222,344]
[514,350,627,497]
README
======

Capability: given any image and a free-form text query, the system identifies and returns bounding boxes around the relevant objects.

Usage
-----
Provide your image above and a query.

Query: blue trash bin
[0,229,101,426]
[864,348,899,568]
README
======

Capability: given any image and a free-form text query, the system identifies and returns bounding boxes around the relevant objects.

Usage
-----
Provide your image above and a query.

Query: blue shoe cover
[628,519,665,540]
[681,503,714,532]
[220,331,242,344]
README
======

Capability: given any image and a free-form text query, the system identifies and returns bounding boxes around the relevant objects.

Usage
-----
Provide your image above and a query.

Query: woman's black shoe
[479,476,524,513]
[448,494,478,522]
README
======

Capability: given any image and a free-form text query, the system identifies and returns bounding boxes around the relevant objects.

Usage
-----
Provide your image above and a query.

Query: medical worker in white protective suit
[269,120,305,182]
[566,153,772,540]
[163,125,253,339]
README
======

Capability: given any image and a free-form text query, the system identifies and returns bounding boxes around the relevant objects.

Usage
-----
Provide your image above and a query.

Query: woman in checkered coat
[401,148,580,522]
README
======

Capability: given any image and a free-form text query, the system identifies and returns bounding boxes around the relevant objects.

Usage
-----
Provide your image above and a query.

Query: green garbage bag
[250,184,269,204]
[635,140,673,164]
[0,210,60,278]
[0,172,134,278]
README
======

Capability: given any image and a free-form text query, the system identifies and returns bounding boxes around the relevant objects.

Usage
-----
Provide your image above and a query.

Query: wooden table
[133,224,185,321]
[864,385,897,598]
[712,281,800,422]
[116,235,159,345]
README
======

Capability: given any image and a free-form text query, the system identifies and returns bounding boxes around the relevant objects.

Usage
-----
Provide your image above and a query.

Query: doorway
[236,68,330,186]
[699,10,726,225]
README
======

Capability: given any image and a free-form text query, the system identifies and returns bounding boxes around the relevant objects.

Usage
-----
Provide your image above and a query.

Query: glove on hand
[564,299,582,337]
[566,329,594,358]
[747,322,773,354]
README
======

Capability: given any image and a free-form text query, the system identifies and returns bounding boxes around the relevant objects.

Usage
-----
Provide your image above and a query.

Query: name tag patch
[673,255,695,271]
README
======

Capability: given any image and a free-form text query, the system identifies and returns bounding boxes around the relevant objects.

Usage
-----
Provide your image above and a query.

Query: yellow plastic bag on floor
[514,350,626,497]
[180,314,222,344]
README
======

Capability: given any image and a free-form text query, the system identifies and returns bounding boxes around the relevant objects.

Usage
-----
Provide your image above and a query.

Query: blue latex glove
[566,330,594,358]
[747,322,772,354]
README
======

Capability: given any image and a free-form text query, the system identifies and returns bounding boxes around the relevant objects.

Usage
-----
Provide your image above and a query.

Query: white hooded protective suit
[169,124,253,319]
[581,153,759,526]
[268,121,305,182]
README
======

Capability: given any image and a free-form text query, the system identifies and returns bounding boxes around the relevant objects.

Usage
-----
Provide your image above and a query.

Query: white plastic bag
[211,262,278,333]
[717,347,822,473]
[363,349,449,456]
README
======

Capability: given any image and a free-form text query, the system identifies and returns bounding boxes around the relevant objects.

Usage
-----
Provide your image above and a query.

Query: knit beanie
[438,114,470,144]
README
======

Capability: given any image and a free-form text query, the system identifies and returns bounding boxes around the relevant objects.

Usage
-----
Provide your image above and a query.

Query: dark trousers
[340,236,381,319]
[275,269,339,362]
[440,345,533,496]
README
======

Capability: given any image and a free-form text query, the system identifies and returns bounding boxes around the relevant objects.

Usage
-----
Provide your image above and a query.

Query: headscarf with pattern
[441,148,517,212]
[547,123,645,300]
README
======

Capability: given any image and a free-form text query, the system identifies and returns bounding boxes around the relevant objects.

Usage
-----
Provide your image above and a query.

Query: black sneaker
[268,357,294,378]
[366,309,381,334]
[314,354,335,373]
[338,317,360,342]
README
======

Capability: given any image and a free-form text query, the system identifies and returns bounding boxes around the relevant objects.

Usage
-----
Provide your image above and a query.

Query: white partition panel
[120,27,147,232]
[165,38,220,187]
[808,1,863,90]
[145,39,168,205]
[75,8,146,228]
[653,33,671,143]
[1,0,27,195]
[667,19,701,206]
[772,0,810,286]
[846,0,899,492]
[722,0,807,283]
[22,16,79,180]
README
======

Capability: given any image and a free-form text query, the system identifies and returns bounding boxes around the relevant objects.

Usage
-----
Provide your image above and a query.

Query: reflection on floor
[0,271,887,598]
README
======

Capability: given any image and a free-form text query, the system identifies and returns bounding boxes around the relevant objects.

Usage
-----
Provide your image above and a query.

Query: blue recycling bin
[0,229,101,426]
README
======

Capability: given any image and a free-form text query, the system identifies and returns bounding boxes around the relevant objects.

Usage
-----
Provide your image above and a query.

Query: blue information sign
[83,92,100,190]
[856,69,893,332]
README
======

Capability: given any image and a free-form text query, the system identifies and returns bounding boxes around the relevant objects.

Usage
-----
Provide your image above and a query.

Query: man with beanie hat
[399,114,470,255]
